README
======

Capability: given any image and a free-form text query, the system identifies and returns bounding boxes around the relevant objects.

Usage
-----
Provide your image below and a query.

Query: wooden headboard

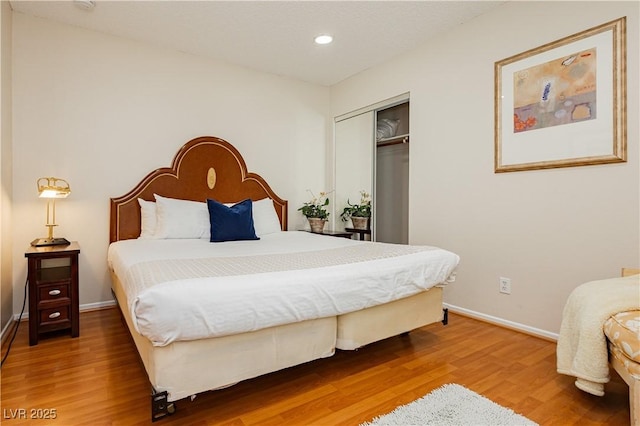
[109,136,288,243]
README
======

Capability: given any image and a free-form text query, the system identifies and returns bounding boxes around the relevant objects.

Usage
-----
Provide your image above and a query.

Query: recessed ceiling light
[314,35,333,45]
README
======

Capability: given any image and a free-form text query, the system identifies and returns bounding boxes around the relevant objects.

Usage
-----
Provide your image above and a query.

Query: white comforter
[108,231,459,346]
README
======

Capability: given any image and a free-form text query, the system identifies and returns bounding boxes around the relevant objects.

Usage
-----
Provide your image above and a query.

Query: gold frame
[495,17,626,173]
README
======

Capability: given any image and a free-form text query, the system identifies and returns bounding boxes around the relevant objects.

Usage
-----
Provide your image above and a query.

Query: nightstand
[344,227,372,241]
[25,242,80,346]
[302,230,353,239]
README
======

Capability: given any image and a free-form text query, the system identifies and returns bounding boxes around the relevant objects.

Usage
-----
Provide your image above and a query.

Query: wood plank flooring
[1,308,630,425]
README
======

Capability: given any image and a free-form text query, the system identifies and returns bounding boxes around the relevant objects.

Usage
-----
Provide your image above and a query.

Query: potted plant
[298,190,330,233]
[340,190,371,230]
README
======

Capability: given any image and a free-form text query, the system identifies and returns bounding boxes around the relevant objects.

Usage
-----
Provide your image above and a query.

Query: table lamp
[31,177,71,247]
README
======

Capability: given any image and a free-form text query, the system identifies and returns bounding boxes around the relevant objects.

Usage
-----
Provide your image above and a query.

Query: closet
[334,96,409,243]
[375,102,409,244]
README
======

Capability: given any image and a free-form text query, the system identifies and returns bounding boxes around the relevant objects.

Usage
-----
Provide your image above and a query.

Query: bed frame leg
[442,308,449,325]
[151,389,176,422]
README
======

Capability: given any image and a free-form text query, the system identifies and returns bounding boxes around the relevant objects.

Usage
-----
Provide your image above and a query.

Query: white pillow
[138,198,157,239]
[154,194,210,239]
[252,198,283,236]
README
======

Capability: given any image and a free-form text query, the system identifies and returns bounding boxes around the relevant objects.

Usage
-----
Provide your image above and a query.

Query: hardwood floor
[1,308,629,425]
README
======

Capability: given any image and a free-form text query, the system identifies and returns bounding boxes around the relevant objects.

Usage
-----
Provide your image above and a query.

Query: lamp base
[31,237,70,247]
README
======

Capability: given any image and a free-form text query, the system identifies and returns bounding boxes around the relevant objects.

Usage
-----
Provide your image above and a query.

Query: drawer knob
[49,289,61,296]
[48,312,61,319]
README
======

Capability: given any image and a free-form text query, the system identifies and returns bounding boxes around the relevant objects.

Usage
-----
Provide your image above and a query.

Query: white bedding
[108,231,459,346]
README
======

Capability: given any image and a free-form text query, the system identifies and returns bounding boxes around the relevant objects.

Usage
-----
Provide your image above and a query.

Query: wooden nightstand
[344,227,371,241]
[25,242,80,346]
[302,230,353,239]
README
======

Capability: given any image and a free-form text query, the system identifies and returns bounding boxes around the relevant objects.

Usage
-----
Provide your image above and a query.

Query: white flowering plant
[340,190,371,222]
[298,190,331,219]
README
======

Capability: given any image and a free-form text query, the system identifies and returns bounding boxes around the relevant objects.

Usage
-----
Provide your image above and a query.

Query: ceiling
[10,1,506,86]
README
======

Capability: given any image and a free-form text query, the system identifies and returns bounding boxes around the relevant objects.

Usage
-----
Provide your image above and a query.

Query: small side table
[25,242,80,346]
[345,227,371,241]
[302,230,353,239]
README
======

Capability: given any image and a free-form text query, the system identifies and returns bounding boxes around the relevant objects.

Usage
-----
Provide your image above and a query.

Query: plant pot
[307,217,326,233]
[351,216,370,230]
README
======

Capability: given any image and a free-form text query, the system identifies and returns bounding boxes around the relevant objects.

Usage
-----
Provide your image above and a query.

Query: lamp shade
[37,177,71,199]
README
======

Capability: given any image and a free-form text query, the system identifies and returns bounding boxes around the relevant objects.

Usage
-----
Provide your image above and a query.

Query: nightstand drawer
[38,283,70,303]
[39,305,70,327]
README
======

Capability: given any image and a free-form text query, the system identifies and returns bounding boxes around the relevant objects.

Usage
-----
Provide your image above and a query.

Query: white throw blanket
[556,274,640,396]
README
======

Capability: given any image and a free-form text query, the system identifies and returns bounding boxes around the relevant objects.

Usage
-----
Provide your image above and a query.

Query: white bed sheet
[108,231,459,346]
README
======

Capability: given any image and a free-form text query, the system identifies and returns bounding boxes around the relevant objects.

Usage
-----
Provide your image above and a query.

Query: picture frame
[494,17,626,173]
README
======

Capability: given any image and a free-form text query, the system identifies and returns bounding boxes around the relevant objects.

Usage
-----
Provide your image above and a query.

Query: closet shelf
[376,133,409,147]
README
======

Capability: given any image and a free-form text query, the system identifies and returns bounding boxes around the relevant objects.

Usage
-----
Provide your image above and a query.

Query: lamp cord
[1,277,28,367]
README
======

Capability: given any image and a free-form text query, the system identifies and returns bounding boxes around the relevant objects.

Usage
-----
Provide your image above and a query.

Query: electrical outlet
[499,277,511,294]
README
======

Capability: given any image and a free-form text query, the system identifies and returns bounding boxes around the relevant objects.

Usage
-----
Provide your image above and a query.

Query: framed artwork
[495,17,626,173]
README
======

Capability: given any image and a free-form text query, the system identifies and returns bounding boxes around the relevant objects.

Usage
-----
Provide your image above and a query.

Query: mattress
[108,231,459,346]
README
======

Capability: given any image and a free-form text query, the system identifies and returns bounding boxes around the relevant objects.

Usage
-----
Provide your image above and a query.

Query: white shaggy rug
[361,383,538,426]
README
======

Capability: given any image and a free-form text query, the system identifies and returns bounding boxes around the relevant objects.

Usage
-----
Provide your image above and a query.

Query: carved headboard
[109,136,288,243]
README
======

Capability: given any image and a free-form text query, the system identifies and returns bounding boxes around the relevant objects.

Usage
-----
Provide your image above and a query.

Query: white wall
[1,0,13,330]
[12,13,330,309]
[331,1,639,335]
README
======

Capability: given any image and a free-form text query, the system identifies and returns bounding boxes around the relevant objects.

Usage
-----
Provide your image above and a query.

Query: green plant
[298,190,330,219]
[340,190,371,222]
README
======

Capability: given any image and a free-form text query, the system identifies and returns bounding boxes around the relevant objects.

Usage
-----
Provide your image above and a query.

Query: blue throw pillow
[207,198,259,242]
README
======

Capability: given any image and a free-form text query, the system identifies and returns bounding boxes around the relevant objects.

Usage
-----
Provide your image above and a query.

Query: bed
[108,136,459,421]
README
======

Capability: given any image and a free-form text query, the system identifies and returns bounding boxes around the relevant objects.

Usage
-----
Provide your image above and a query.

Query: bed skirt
[111,270,336,402]
[336,286,444,350]
[111,270,445,401]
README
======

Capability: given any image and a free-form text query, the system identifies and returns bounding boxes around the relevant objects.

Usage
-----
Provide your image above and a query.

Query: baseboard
[79,300,117,312]
[444,303,559,342]
[1,317,16,347]
[4,301,555,343]
[12,299,117,322]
